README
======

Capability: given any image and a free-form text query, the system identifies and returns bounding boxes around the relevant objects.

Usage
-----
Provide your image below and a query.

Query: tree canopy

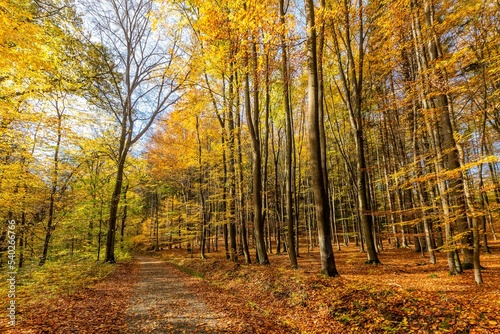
[1,0,499,286]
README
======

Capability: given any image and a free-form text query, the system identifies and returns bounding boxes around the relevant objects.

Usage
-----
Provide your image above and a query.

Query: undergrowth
[0,249,133,307]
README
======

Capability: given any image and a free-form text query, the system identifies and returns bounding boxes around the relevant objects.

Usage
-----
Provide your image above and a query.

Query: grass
[0,250,132,309]
[172,263,205,278]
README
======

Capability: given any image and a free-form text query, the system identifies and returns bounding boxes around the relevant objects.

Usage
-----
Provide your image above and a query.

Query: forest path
[124,255,229,333]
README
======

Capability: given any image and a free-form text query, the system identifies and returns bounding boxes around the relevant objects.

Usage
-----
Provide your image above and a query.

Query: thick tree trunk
[305,0,338,276]
[105,125,128,263]
[435,93,474,268]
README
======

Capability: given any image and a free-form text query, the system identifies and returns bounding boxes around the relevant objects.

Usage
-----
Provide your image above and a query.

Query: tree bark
[235,72,251,263]
[280,0,298,269]
[40,104,63,266]
[305,0,338,276]
[244,40,269,264]
[227,69,238,262]
[328,0,380,264]
[105,110,129,263]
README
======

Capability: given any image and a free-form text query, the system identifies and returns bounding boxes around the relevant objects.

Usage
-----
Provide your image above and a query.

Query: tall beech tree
[84,0,185,262]
[280,0,298,269]
[305,0,338,276]
[327,0,380,264]
[245,40,269,265]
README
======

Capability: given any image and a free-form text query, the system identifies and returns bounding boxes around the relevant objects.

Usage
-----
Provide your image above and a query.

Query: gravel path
[124,256,229,333]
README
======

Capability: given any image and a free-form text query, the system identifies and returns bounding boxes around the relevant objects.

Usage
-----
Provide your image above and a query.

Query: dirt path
[124,256,230,333]
[12,256,245,333]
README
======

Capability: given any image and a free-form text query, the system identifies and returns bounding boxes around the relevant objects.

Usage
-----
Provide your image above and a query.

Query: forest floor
[5,240,500,333]
[8,255,247,333]
[6,259,137,333]
[158,240,500,333]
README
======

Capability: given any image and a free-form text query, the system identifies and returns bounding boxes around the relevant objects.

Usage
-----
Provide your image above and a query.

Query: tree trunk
[329,0,379,264]
[305,0,338,276]
[40,109,63,266]
[196,116,207,259]
[280,0,298,269]
[227,69,238,262]
[245,40,269,265]
[105,122,128,263]
[154,192,159,251]
[120,183,129,247]
[236,72,251,264]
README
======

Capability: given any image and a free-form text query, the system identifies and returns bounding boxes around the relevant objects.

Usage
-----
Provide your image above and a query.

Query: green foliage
[166,258,205,278]
[0,258,115,306]
[114,243,133,262]
[129,235,150,253]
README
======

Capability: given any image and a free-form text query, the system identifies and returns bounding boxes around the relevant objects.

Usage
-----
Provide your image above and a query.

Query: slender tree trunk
[454,117,483,283]
[97,0,181,263]
[280,0,298,269]
[236,73,251,264]
[331,185,340,251]
[120,183,129,247]
[245,40,269,264]
[105,155,127,263]
[221,126,230,259]
[196,116,207,259]
[154,192,160,251]
[227,69,238,262]
[479,110,491,252]
[97,200,104,261]
[329,0,379,264]
[410,1,460,275]
[318,0,329,192]
[40,109,63,266]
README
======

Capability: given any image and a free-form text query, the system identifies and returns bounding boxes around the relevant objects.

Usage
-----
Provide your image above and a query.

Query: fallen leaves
[161,240,500,333]
[5,261,138,334]
[4,240,500,333]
